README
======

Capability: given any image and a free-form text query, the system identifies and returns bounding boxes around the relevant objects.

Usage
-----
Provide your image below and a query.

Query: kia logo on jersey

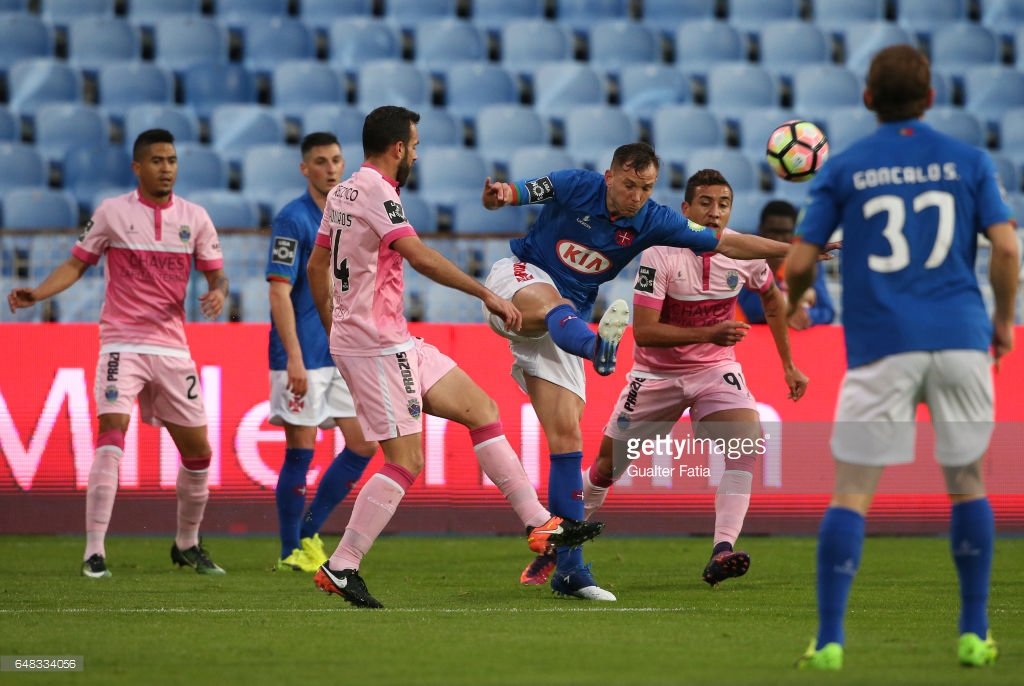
[556,240,611,274]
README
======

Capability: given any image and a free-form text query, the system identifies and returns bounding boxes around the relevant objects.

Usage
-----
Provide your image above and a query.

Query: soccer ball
[765,120,829,182]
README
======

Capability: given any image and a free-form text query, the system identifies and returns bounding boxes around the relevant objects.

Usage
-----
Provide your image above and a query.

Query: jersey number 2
[864,190,954,273]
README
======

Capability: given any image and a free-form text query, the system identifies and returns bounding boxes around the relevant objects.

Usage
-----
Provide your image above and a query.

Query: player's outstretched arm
[783,241,820,319]
[759,282,807,401]
[986,221,1020,368]
[7,256,88,313]
[482,176,515,210]
[198,268,228,320]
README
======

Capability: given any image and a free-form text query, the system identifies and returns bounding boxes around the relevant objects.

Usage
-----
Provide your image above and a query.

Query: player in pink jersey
[305,106,605,608]
[8,129,229,578]
[575,169,808,590]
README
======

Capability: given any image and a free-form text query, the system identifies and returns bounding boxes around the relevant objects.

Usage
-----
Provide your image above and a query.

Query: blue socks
[545,305,596,360]
[951,498,994,637]
[276,448,314,558]
[548,451,585,570]
[816,506,865,649]
[300,447,373,539]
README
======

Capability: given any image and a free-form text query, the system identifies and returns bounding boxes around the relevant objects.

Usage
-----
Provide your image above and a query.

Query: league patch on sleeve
[271,237,298,266]
[635,265,656,294]
[78,218,94,241]
[525,177,554,203]
[384,200,406,224]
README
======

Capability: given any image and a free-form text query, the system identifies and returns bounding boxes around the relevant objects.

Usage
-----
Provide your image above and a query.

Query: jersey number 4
[864,191,954,273]
[330,231,351,292]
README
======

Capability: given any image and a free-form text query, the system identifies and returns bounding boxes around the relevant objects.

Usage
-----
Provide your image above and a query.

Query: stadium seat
[65,16,139,73]
[0,14,53,76]
[981,0,1024,41]
[587,20,661,79]
[237,275,271,322]
[443,62,518,125]
[896,0,969,37]
[650,105,726,155]
[2,188,78,229]
[414,146,488,209]
[791,64,863,122]
[96,62,174,125]
[216,0,287,24]
[472,0,546,35]
[398,192,438,233]
[271,60,345,122]
[989,152,1022,194]
[924,106,984,147]
[757,21,831,84]
[384,0,458,34]
[555,0,630,35]
[0,0,26,8]
[58,276,106,322]
[997,107,1024,168]
[683,148,759,192]
[301,0,374,35]
[182,63,258,123]
[451,199,526,235]
[153,16,229,75]
[735,108,801,158]
[617,64,691,125]
[327,17,402,78]
[499,20,575,82]
[186,189,261,228]
[563,104,637,171]
[355,60,432,113]
[705,63,779,123]
[33,103,110,170]
[839,21,915,78]
[174,143,228,195]
[7,58,81,121]
[728,191,774,234]
[531,61,607,124]
[416,107,462,149]
[474,104,548,176]
[930,23,1001,82]
[301,104,365,142]
[642,0,715,38]
[127,0,201,28]
[820,105,877,155]
[673,20,745,84]
[210,105,287,167]
[239,143,304,209]
[508,145,575,181]
[0,143,47,194]
[124,104,200,147]
[413,19,487,75]
[812,0,887,35]
[0,106,17,142]
[727,0,800,37]
[964,65,1024,135]
[61,144,133,211]
[240,17,315,76]
[931,71,953,107]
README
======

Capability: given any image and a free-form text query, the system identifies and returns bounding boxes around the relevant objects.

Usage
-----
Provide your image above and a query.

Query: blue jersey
[797,120,1010,368]
[508,169,721,319]
[266,191,334,371]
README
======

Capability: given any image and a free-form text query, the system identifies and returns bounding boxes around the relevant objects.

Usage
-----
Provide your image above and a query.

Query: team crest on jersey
[104,385,118,403]
[614,229,635,246]
[726,270,740,290]
[272,237,298,266]
[384,200,406,225]
[79,218,94,241]
[635,265,656,293]
[407,398,422,419]
[525,177,554,203]
[556,240,611,274]
[178,225,191,243]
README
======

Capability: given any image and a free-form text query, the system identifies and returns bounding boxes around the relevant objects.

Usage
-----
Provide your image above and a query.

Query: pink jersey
[314,164,417,356]
[72,189,223,352]
[631,229,773,374]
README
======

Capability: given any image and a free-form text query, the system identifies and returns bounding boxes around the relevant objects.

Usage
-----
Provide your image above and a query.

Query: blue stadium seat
[356,60,432,112]
[240,17,315,76]
[384,0,458,34]
[398,192,438,233]
[790,64,863,122]
[839,21,915,78]
[33,103,110,169]
[62,144,133,211]
[531,61,606,124]
[0,143,46,194]
[896,0,969,37]
[238,275,271,322]
[931,71,953,107]
[0,0,27,9]
[500,20,575,81]
[182,62,258,123]
[474,104,548,176]
[271,60,345,122]
[174,143,228,195]
[642,0,715,38]
[555,0,630,35]
[930,23,1001,83]
[301,0,374,35]
[451,199,526,235]
[684,148,759,191]
[413,19,487,75]
[124,103,200,147]
[736,108,805,158]
[727,0,800,37]
[981,0,1024,41]
[617,64,691,125]
[998,107,1024,168]
[66,16,140,74]
[420,280,485,323]
[472,0,546,35]
[812,0,887,34]
[59,277,106,322]
[443,62,518,124]
[728,191,774,234]
[508,145,575,181]
[0,106,17,141]
[651,105,726,181]
[7,58,81,120]
[924,106,984,147]
[989,152,1022,194]
[327,17,402,78]
[97,62,174,123]
[673,20,745,84]
[757,20,831,84]
[588,20,661,79]
[964,65,1024,135]
[186,189,261,228]
[414,146,488,210]
[153,16,229,75]
[216,0,287,25]
[416,107,462,149]
[2,188,78,229]
[239,143,304,209]
[705,63,778,123]
[820,105,877,155]
[127,0,201,28]
[301,104,365,142]
[563,104,637,170]
[210,104,287,167]
[0,14,53,77]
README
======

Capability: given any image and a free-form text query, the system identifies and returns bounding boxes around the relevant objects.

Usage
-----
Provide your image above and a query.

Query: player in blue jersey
[786,45,1019,670]
[482,142,832,598]
[267,132,379,573]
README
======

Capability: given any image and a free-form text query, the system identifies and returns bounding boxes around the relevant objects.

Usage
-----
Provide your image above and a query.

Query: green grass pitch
[1,534,1021,685]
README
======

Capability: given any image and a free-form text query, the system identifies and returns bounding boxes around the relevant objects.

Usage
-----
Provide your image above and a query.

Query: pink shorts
[333,338,457,441]
[604,362,757,440]
[94,352,208,428]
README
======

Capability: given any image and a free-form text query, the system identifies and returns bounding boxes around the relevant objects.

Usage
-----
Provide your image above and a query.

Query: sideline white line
[1,607,699,614]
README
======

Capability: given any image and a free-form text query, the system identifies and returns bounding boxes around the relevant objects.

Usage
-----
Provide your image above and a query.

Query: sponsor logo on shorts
[726,269,739,290]
[272,237,298,266]
[556,240,611,275]
[635,265,656,294]
[623,376,646,412]
[525,177,554,203]
[384,200,406,225]
[395,352,416,394]
[178,225,191,243]
[106,352,120,381]
[104,385,118,403]
[407,398,422,419]
[512,261,534,282]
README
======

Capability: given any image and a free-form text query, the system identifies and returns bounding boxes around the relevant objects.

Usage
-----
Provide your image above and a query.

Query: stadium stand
[66,16,140,74]
[61,144,133,212]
